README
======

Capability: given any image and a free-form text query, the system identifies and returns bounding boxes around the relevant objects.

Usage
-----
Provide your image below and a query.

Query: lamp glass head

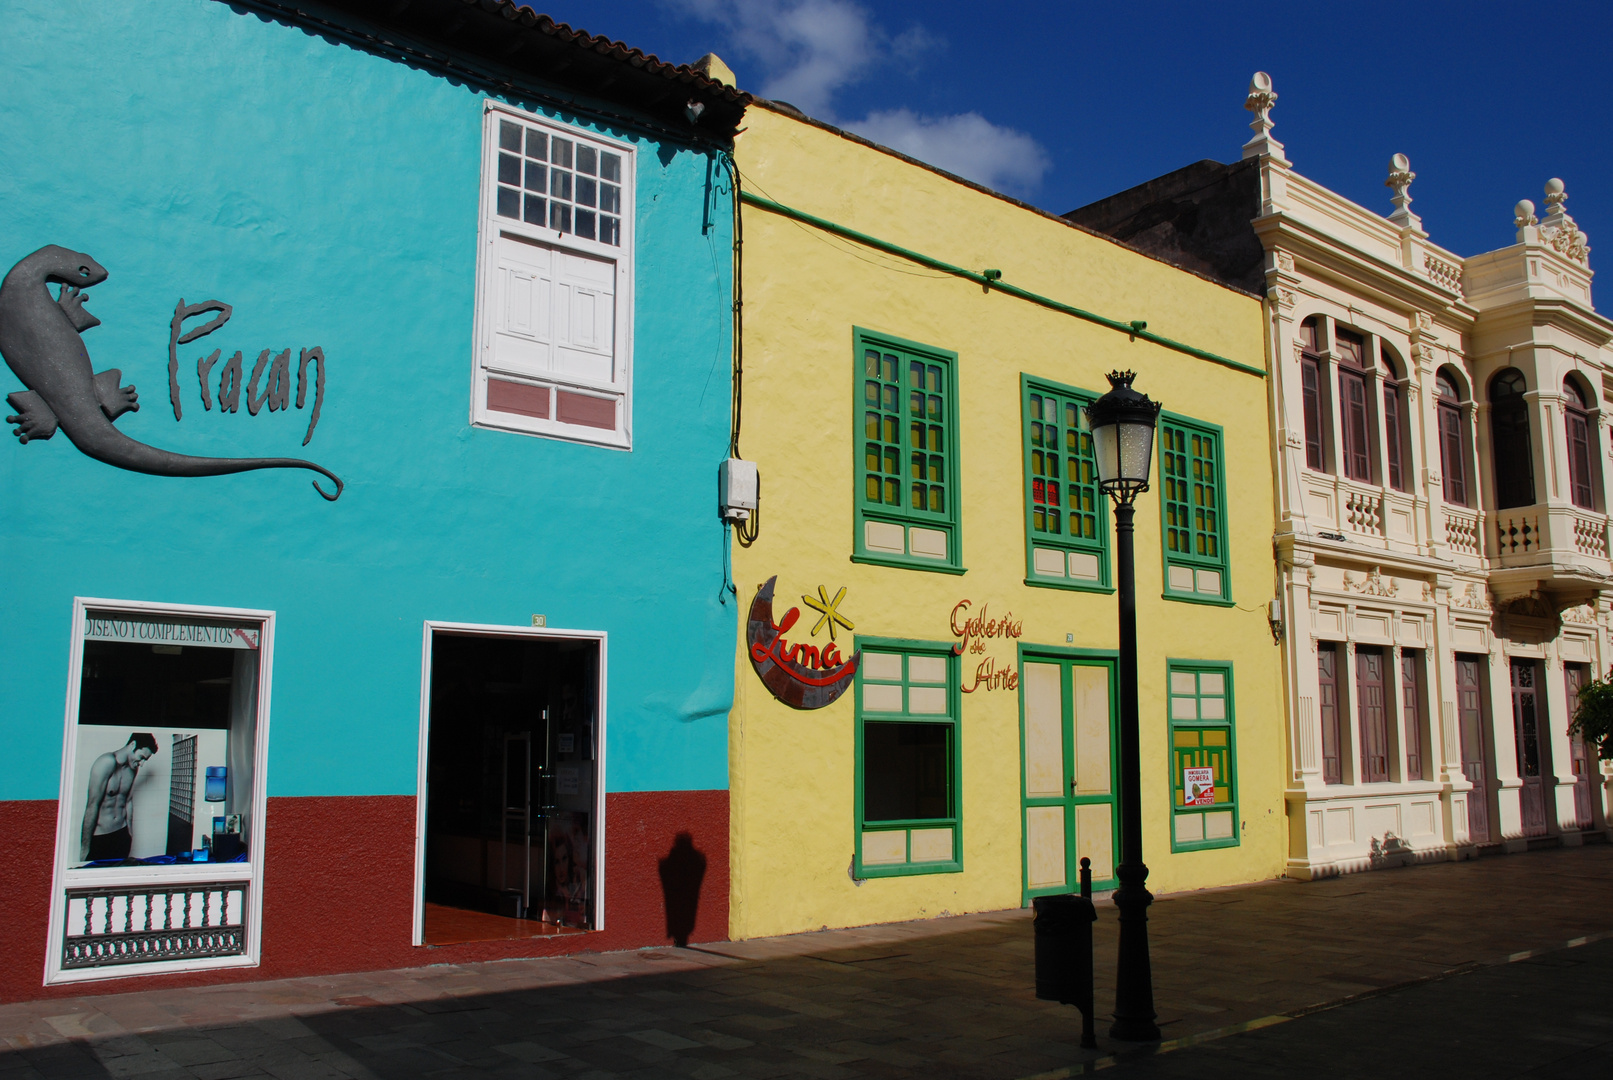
[1084,371,1162,501]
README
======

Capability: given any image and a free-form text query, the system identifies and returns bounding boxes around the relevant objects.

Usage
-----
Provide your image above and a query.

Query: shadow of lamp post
[1084,370,1163,1042]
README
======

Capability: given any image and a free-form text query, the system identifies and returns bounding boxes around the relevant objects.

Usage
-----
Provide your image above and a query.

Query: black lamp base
[1108,860,1160,1042]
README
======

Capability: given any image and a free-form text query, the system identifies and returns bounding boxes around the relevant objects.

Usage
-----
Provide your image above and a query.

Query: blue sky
[570,0,1611,260]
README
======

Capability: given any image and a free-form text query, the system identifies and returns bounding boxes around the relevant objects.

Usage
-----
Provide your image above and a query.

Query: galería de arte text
[949,599,1023,655]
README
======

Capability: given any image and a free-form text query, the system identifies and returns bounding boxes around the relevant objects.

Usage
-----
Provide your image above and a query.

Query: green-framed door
[1020,651,1118,902]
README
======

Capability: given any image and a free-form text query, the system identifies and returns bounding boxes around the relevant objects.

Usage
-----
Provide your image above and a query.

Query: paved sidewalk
[2,845,1611,1079]
[1093,935,1613,1078]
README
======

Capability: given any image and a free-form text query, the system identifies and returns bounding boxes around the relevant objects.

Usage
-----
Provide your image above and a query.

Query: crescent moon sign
[747,576,859,710]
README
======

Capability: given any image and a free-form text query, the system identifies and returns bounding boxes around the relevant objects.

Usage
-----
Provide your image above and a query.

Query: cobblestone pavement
[1089,935,1613,1078]
[2,845,1610,1079]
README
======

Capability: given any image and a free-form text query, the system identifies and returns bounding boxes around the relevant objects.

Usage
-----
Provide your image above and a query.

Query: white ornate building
[1069,73,1613,876]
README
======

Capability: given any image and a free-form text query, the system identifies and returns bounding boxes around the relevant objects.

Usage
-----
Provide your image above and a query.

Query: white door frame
[413,620,609,945]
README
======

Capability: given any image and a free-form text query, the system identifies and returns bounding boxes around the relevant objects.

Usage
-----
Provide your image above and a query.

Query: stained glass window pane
[1024,386,1103,570]
[1160,420,1227,594]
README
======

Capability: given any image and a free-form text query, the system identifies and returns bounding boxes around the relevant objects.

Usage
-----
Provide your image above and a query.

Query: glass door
[1456,656,1490,843]
[1020,654,1117,901]
[1510,659,1549,838]
[1566,664,1594,829]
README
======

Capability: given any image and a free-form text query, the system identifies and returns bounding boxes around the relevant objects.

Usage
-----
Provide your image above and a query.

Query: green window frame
[854,637,962,877]
[1159,413,1231,604]
[1167,661,1239,852]
[1021,376,1110,591]
[852,329,964,574]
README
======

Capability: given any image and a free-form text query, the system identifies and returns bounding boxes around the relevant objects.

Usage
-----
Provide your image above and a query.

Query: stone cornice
[1464,296,1613,348]
[1254,213,1476,329]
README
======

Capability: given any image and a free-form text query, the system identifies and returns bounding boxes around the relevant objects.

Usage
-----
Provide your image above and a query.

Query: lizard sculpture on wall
[0,245,342,500]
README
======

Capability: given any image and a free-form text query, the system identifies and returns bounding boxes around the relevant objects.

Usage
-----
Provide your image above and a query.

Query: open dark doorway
[423,631,599,945]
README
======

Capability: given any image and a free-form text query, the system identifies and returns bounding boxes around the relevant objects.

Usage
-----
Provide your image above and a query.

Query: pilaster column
[1433,579,1474,858]
[1528,387,1565,506]
[1539,644,1579,838]
[1488,649,1526,851]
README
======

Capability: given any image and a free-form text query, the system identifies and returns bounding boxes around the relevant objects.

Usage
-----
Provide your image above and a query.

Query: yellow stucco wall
[728,104,1284,941]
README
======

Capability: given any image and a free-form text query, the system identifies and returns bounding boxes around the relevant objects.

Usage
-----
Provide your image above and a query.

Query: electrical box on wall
[719,458,758,521]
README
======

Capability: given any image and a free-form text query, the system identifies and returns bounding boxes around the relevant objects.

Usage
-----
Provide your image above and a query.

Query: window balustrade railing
[1495,512,1542,555]
[1444,508,1481,557]
[1571,510,1610,559]
[1343,488,1383,536]
[62,882,247,970]
[1489,505,1613,565]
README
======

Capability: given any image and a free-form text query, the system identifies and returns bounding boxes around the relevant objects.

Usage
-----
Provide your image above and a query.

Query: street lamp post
[1083,370,1163,1043]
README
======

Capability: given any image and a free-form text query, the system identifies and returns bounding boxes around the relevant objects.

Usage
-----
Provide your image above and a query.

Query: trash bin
[1033,872,1097,1047]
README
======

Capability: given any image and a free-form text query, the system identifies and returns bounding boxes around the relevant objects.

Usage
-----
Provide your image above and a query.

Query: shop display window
[48,601,272,983]
[67,619,261,870]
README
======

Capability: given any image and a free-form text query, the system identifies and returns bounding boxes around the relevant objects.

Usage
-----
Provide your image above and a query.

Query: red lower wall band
[0,790,729,1003]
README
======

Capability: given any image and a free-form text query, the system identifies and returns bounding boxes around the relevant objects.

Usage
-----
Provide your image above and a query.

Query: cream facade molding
[1540,178,1591,265]
[1563,602,1597,625]
[1386,153,1418,228]
[1423,253,1462,293]
[1342,566,1399,597]
[1242,71,1289,166]
[1233,69,1613,879]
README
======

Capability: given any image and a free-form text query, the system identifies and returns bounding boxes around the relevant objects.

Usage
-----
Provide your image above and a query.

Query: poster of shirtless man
[80,733,158,862]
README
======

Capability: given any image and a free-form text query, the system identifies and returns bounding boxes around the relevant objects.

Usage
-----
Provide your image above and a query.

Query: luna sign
[746,577,860,709]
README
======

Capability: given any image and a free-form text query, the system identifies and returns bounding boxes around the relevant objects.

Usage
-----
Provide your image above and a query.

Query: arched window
[1299,318,1325,471]
[1335,329,1371,482]
[1490,368,1534,509]
[1381,349,1407,492]
[1564,377,1597,509]
[1435,372,1468,506]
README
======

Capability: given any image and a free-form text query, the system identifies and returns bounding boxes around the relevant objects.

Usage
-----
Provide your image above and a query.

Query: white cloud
[677,0,1051,195]
[845,108,1052,194]
[682,0,875,116]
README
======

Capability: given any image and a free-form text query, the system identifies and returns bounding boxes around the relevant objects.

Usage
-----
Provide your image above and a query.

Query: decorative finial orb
[1515,200,1537,228]
[1390,153,1410,172]
[1545,178,1565,197]
[1250,71,1273,93]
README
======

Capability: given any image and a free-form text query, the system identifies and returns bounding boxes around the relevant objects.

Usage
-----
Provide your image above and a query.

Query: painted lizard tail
[0,245,343,500]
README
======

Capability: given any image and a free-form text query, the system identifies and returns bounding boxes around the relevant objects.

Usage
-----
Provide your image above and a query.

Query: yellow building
[726,99,1285,940]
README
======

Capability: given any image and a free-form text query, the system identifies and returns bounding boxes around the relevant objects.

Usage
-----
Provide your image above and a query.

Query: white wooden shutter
[487,233,616,387]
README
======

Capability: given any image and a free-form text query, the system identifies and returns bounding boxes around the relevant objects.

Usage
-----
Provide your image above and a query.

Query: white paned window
[474,104,634,448]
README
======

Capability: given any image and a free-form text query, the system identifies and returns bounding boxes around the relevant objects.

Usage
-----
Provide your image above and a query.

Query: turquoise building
[0,0,745,998]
